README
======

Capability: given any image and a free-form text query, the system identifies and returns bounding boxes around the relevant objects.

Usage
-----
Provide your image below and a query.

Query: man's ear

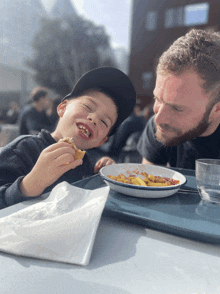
[97,136,108,147]
[210,101,220,121]
[214,101,220,113]
[57,100,68,117]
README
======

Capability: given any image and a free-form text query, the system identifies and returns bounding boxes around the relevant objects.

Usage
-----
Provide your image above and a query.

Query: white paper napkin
[0,182,110,265]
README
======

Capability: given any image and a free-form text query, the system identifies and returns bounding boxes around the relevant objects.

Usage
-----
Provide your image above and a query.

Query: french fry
[136,177,147,186]
[107,172,179,187]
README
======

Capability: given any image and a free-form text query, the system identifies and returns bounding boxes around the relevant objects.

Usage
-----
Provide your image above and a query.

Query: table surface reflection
[0,169,220,294]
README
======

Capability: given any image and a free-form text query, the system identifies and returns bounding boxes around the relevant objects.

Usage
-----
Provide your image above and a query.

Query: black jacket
[0,130,94,209]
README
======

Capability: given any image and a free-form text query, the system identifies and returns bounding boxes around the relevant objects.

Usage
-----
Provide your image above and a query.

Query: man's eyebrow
[153,95,186,108]
[86,98,113,126]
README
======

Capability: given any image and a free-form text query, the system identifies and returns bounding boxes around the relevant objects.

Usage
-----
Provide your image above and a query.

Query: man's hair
[30,87,48,102]
[157,29,220,104]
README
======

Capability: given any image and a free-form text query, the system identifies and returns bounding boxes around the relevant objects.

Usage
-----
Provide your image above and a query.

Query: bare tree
[26,16,117,96]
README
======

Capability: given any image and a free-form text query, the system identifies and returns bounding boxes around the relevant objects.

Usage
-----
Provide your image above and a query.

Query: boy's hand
[20,142,83,197]
[94,157,116,173]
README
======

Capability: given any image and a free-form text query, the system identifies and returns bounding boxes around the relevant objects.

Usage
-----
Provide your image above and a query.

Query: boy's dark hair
[30,87,48,102]
[62,67,136,136]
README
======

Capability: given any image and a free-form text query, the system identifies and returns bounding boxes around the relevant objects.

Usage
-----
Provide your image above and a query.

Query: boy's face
[52,90,118,150]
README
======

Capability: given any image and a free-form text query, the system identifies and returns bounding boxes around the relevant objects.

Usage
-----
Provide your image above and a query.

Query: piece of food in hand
[59,137,86,160]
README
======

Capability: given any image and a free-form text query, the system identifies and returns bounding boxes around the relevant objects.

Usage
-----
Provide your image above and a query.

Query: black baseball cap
[62,67,136,136]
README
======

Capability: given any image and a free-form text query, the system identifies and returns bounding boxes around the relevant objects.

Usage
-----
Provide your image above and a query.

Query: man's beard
[155,108,212,146]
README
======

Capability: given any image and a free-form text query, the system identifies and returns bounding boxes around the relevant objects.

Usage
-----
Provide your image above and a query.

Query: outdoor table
[0,168,220,293]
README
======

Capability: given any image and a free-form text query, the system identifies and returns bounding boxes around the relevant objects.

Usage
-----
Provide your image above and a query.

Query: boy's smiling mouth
[77,124,92,138]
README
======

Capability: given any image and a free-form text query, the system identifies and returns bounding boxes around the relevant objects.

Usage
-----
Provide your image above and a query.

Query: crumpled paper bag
[0,182,110,265]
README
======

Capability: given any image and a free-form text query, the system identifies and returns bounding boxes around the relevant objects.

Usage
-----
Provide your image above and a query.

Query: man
[137,29,220,170]
[19,87,52,135]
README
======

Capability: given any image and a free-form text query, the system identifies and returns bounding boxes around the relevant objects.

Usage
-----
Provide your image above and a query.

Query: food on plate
[107,172,180,187]
[59,137,86,160]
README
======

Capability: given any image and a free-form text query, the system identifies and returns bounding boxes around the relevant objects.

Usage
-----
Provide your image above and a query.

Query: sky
[41,0,132,52]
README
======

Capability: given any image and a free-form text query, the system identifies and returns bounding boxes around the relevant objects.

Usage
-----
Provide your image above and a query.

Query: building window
[142,72,153,89]
[164,7,184,28]
[164,2,209,28]
[164,8,174,28]
[184,3,209,26]
[145,11,157,31]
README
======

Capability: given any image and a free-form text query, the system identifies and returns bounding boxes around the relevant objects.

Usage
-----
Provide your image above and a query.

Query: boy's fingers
[55,152,76,166]
[47,146,76,161]
[106,159,115,165]
[94,158,115,173]
[94,160,101,173]
[44,141,75,154]
[44,141,65,152]
[105,159,111,166]
[66,159,83,170]
[59,159,82,174]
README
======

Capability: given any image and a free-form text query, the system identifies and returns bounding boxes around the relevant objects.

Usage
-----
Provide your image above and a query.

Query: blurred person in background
[19,87,52,135]
[118,102,155,163]
[142,103,154,123]
[97,100,146,162]
[0,107,9,124]
[133,99,143,117]
[46,96,62,130]
[5,101,20,124]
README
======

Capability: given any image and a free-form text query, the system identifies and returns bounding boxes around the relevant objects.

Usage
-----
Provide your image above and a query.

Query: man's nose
[154,102,170,125]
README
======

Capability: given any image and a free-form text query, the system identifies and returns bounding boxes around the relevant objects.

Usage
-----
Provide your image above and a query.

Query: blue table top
[0,168,220,294]
[73,168,220,244]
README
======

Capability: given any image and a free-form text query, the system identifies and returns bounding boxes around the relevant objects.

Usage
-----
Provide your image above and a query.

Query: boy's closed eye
[83,103,109,128]
[83,104,92,111]
[101,119,108,128]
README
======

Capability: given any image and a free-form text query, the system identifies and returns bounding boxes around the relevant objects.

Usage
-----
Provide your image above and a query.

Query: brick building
[129,0,218,106]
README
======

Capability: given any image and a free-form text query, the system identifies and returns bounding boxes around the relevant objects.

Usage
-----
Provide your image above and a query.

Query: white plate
[100,163,186,198]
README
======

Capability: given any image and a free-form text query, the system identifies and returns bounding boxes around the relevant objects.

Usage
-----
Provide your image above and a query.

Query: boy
[0,67,136,209]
